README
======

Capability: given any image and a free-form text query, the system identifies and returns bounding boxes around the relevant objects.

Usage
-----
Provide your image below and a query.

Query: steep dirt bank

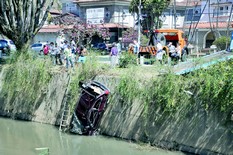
[0,66,232,155]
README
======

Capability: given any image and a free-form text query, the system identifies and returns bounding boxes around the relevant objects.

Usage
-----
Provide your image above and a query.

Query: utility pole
[173,0,176,29]
[138,0,141,45]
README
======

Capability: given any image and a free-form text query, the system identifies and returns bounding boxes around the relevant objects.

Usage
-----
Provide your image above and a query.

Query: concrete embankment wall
[96,76,233,155]
[0,66,69,125]
[0,66,232,155]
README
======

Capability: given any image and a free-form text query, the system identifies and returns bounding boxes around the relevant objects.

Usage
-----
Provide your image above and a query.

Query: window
[194,8,201,16]
[66,3,77,11]
[213,8,216,17]
[219,6,224,15]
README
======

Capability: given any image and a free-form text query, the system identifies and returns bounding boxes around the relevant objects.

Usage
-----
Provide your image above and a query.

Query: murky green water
[0,117,185,155]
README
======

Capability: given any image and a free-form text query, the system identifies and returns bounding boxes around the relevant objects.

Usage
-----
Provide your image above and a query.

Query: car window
[0,41,7,46]
[31,43,42,47]
[0,40,7,44]
[9,41,15,45]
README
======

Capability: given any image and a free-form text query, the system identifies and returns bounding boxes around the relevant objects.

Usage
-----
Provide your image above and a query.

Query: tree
[0,0,54,51]
[63,23,110,46]
[129,0,170,31]
[53,14,110,47]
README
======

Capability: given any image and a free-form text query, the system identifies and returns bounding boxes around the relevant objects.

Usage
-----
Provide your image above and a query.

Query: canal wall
[0,66,232,155]
[96,76,233,155]
[0,66,69,125]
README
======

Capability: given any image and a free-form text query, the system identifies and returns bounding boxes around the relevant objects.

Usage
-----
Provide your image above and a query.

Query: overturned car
[70,80,110,135]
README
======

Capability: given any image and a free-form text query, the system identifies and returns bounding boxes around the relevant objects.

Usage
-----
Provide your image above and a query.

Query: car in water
[0,39,16,55]
[30,42,49,54]
[70,80,110,135]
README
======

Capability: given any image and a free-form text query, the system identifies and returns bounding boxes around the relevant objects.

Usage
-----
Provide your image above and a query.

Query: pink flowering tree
[64,23,109,46]
[53,14,110,46]
[122,28,138,47]
[122,28,149,47]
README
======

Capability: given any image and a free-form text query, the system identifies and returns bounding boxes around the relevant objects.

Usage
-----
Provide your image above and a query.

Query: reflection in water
[0,118,184,155]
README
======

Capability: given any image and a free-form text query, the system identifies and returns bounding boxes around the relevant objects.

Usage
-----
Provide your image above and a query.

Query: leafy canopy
[0,0,56,51]
[130,0,170,30]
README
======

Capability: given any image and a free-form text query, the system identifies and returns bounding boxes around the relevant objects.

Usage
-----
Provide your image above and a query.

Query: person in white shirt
[49,42,56,65]
[156,40,163,64]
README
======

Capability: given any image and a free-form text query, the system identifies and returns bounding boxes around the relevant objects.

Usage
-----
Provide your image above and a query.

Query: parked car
[93,43,108,50]
[30,42,49,54]
[0,39,16,55]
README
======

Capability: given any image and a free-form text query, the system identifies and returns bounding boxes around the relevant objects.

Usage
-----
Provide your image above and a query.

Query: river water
[0,117,185,155]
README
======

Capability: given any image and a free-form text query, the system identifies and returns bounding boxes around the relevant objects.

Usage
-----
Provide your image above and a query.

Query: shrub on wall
[116,60,233,121]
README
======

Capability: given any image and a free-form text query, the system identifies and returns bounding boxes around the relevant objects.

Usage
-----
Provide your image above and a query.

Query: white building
[162,0,233,50]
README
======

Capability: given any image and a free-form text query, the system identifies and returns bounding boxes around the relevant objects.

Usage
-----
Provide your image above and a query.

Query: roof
[185,21,233,29]
[39,25,62,33]
[50,9,62,15]
[74,0,131,6]
[97,23,129,28]
[39,22,128,33]
[169,0,201,7]
[39,25,73,33]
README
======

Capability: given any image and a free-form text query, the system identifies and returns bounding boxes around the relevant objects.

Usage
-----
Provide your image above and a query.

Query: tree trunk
[0,0,54,52]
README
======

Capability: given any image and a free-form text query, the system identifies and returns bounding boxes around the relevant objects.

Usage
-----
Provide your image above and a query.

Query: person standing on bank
[64,45,74,70]
[110,43,118,68]
[133,40,140,64]
[156,40,163,64]
[49,42,56,65]
[116,41,121,64]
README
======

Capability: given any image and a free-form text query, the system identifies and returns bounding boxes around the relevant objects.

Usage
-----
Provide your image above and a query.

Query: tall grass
[1,51,52,114]
[116,59,233,121]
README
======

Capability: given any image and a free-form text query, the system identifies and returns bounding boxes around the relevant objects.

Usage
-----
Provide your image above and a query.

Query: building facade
[162,0,233,50]
[61,0,134,43]
[184,0,233,49]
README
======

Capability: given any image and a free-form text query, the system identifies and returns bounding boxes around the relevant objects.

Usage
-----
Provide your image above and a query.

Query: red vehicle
[70,80,110,135]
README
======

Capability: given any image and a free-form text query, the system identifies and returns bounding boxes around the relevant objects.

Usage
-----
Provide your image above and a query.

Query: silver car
[30,42,49,54]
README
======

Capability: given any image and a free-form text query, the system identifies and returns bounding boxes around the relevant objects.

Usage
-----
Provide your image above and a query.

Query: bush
[213,36,230,50]
[119,52,137,68]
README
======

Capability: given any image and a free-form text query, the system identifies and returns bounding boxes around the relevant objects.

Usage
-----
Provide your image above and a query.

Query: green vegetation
[1,49,232,123]
[119,53,137,68]
[130,0,170,29]
[0,51,109,115]
[1,52,52,115]
[116,60,233,121]
[213,36,230,50]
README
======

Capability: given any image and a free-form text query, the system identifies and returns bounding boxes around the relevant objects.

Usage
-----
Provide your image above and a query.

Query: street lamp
[138,0,141,45]
[121,11,126,36]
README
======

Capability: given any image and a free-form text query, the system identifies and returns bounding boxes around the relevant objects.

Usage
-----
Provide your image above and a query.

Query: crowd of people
[42,39,88,70]
[40,36,186,70]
